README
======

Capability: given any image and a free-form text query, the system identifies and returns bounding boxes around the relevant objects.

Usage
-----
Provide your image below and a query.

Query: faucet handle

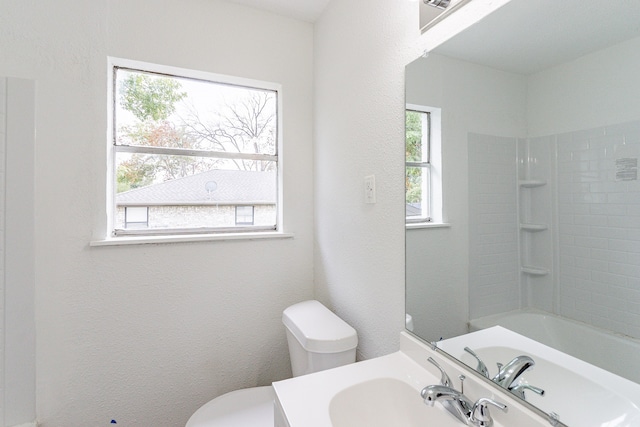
[509,382,545,400]
[464,347,490,378]
[427,357,452,387]
[471,398,508,427]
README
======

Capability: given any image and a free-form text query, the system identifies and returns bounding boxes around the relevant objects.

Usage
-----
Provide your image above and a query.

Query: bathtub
[469,309,640,384]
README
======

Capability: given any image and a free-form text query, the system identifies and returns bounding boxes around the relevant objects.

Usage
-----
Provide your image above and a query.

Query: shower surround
[469,118,640,341]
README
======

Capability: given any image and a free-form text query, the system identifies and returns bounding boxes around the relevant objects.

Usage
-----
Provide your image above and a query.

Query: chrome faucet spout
[492,355,535,389]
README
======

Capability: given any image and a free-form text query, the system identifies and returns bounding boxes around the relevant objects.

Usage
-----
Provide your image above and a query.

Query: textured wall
[0,77,5,426]
[0,0,314,425]
[2,77,37,427]
[313,0,420,359]
[313,0,519,354]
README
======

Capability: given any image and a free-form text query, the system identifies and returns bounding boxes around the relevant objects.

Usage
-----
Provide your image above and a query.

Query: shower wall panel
[468,133,519,319]
[556,119,640,339]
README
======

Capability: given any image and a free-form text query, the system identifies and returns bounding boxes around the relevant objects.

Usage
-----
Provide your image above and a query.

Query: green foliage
[406,111,423,204]
[117,156,155,192]
[405,110,422,162]
[115,70,277,193]
[119,73,186,121]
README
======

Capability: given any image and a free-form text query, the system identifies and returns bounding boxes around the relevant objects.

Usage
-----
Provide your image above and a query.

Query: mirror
[406,0,640,421]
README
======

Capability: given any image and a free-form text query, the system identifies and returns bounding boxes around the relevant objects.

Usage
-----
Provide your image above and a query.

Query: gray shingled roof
[406,203,422,216]
[116,169,276,206]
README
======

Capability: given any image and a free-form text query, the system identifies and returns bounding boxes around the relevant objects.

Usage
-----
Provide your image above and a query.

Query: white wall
[404,54,527,339]
[528,36,640,137]
[312,0,517,356]
[0,0,314,425]
[313,0,420,359]
[3,78,36,427]
[0,77,5,427]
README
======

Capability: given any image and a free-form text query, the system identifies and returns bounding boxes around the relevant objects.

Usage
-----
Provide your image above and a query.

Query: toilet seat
[185,386,274,427]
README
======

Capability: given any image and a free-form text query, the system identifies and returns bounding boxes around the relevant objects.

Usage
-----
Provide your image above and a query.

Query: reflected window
[405,105,443,224]
[406,109,431,222]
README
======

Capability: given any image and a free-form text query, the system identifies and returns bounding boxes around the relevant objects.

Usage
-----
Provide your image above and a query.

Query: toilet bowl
[185,300,358,427]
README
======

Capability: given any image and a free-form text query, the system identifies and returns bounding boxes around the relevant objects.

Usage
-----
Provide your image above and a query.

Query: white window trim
[406,103,444,225]
[102,57,286,243]
[90,231,294,247]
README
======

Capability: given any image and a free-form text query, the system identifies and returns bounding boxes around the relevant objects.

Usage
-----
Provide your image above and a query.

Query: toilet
[186,300,358,426]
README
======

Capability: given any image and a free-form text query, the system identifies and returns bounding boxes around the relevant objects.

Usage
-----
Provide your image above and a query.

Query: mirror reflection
[406,0,640,422]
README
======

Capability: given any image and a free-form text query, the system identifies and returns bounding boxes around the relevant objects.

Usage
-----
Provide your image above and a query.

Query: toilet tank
[282,300,358,377]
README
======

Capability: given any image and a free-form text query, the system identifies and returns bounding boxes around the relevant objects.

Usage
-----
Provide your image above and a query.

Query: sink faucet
[423,358,508,427]
[492,355,535,388]
[492,355,544,399]
[421,384,508,427]
[464,347,545,400]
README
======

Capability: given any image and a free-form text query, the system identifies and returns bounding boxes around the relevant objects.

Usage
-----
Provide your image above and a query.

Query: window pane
[406,166,423,218]
[114,154,276,231]
[406,110,430,163]
[115,69,277,155]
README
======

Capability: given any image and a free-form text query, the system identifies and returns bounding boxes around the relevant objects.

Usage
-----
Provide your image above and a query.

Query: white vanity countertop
[272,350,436,427]
[272,331,552,427]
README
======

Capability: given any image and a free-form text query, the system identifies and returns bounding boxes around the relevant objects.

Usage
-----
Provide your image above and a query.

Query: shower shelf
[520,223,548,232]
[521,266,549,276]
[519,179,547,188]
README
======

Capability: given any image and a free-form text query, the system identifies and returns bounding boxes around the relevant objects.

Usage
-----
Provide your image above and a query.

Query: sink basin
[329,378,459,427]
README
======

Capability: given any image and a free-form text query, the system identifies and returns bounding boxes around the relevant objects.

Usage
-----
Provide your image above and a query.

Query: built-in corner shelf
[519,179,547,188]
[520,223,548,232]
[521,266,549,276]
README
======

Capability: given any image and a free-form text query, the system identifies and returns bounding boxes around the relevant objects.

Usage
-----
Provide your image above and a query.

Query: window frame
[406,108,432,223]
[106,57,284,239]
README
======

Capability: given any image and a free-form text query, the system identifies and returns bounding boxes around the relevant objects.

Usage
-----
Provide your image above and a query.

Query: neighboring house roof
[406,203,422,217]
[116,169,276,206]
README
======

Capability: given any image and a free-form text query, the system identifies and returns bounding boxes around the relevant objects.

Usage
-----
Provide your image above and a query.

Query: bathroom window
[108,58,281,237]
[405,105,443,224]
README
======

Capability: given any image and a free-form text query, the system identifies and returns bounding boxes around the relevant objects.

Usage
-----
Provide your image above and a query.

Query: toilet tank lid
[282,300,358,353]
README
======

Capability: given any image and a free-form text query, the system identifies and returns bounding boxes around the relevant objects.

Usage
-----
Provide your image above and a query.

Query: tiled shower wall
[468,133,519,319]
[469,120,640,340]
[557,119,640,339]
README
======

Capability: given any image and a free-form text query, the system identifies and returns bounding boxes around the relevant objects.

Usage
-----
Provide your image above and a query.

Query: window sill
[90,231,295,247]
[406,222,451,230]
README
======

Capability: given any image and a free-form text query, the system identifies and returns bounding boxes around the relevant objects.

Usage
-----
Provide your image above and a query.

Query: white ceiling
[433,0,640,74]
[224,0,331,22]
